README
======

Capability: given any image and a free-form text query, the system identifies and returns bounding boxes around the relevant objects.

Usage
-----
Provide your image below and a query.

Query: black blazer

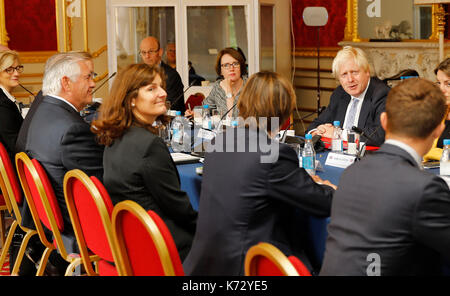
[160,61,185,113]
[15,90,44,153]
[320,143,450,276]
[102,126,197,261]
[307,77,390,146]
[183,127,335,276]
[25,95,104,230]
[0,88,23,161]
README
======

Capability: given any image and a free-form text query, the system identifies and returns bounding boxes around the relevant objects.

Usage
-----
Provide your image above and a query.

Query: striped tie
[344,98,360,130]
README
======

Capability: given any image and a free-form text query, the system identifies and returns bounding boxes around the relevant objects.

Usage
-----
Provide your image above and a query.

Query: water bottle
[440,139,450,176]
[171,111,184,152]
[331,121,343,153]
[202,104,212,130]
[302,134,316,176]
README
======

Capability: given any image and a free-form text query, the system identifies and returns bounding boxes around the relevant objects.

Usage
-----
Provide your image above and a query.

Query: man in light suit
[307,46,390,146]
[320,78,450,276]
[139,36,185,113]
[25,52,104,247]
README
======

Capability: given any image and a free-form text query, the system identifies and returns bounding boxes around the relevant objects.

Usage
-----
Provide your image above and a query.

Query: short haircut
[237,71,296,132]
[42,52,92,96]
[332,46,370,78]
[385,78,446,139]
[0,50,20,72]
[434,57,450,77]
[215,47,247,77]
[92,63,168,146]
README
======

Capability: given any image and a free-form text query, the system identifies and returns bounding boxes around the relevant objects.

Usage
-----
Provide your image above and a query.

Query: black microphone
[169,79,197,111]
[351,126,377,146]
[19,84,35,99]
[280,106,326,142]
[92,72,116,95]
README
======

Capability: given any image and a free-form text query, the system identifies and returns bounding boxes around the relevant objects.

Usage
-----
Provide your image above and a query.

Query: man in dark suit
[307,46,390,146]
[139,36,185,113]
[25,52,104,245]
[320,78,450,276]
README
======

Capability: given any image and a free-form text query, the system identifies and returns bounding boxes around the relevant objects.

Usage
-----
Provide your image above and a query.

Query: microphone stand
[280,107,324,142]
[169,79,197,111]
[91,72,116,95]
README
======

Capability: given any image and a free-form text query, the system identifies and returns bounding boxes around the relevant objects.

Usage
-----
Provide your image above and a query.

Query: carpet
[0,253,10,276]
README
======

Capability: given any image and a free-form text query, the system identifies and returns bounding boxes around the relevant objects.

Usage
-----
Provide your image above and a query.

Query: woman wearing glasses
[0,50,24,161]
[186,47,247,119]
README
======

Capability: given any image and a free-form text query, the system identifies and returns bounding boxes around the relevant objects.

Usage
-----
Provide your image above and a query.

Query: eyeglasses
[221,62,240,70]
[140,49,159,56]
[4,65,24,74]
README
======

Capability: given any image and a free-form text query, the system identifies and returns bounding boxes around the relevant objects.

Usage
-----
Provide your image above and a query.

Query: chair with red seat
[0,143,38,275]
[63,169,119,276]
[15,152,96,276]
[111,200,184,276]
[244,242,312,276]
[185,92,205,110]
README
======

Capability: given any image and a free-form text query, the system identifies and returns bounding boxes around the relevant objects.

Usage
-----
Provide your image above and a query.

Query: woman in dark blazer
[183,71,336,276]
[92,64,197,261]
[0,50,24,161]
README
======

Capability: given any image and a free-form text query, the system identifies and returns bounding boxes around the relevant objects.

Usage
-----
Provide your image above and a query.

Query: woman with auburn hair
[92,63,197,260]
[183,71,336,276]
[0,50,24,161]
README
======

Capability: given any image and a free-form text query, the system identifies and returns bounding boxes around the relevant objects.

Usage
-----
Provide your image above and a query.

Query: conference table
[176,146,442,269]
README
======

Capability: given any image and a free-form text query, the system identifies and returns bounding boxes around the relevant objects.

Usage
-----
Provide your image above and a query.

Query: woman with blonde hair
[92,63,197,260]
[183,71,336,276]
[0,50,24,161]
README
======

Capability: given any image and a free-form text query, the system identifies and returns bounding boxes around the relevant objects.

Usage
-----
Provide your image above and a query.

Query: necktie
[15,100,23,113]
[344,98,360,131]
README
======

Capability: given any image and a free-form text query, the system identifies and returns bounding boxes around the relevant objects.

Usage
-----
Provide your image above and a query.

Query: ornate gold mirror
[344,0,441,42]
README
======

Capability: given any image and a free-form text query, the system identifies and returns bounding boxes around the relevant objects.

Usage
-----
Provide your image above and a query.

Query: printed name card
[197,128,216,140]
[325,152,356,169]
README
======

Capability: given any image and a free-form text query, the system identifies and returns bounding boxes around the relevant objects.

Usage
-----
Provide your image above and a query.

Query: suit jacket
[25,95,104,231]
[307,77,390,146]
[103,126,197,261]
[183,127,335,276]
[320,143,450,276]
[15,90,44,153]
[0,88,23,161]
[160,61,185,113]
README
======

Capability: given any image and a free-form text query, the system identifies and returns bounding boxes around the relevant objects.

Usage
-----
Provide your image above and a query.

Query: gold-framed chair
[63,169,119,276]
[0,144,38,275]
[111,200,184,276]
[15,152,91,276]
[244,242,312,276]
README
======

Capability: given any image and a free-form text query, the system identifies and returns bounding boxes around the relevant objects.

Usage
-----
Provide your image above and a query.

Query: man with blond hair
[307,46,390,146]
[320,78,450,276]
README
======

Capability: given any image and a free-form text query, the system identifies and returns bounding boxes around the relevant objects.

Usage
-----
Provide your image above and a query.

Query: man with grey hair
[306,46,390,146]
[24,52,104,258]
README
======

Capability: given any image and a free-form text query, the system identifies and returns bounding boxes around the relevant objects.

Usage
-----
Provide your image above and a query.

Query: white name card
[325,152,356,169]
[197,128,216,140]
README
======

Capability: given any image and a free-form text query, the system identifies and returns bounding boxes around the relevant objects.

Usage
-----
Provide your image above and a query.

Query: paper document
[170,153,201,164]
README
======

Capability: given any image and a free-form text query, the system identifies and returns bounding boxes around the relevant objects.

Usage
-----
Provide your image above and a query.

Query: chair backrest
[0,142,23,217]
[63,169,118,275]
[15,152,68,256]
[185,92,204,110]
[111,200,184,276]
[244,242,311,276]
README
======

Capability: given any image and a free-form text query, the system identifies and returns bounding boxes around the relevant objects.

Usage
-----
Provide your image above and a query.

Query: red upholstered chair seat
[0,194,6,206]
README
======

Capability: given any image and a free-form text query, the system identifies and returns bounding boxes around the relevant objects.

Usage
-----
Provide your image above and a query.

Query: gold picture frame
[344,0,441,42]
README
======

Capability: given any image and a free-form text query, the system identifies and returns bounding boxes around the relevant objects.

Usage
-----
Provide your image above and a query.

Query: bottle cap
[203,104,209,109]
[305,134,312,140]
[444,139,450,146]
[333,121,340,127]
[231,120,238,127]
[175,111,181,116]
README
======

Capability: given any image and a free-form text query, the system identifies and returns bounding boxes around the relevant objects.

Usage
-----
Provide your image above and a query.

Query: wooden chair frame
[15,152,86,276]
[63,169,120,275]
[0,146,37,276]
[244,242,300,276]
[111,200,176,276]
